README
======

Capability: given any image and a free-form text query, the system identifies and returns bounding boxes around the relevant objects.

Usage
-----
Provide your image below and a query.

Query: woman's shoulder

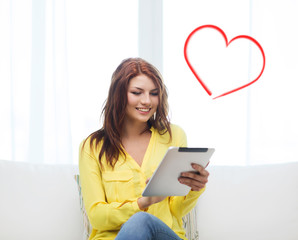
[170,123,186,135]
[79,132,103,156]
[170,124,187,144]
[154,123,187,147]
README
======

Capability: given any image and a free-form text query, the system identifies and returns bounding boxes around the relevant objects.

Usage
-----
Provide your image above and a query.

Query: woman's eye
[132,92,141,95]
[151,92,158,96]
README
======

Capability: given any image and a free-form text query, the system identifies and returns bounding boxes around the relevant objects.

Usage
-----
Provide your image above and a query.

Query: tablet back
[142,147,215,196]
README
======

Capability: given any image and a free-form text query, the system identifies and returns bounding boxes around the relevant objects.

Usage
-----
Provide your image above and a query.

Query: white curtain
[0,0,138,164]
[0,0,72,164]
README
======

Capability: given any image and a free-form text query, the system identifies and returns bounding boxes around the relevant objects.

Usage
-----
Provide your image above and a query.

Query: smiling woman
[125,75,159,124]
[79,57,209,240]
[83,58,171,168]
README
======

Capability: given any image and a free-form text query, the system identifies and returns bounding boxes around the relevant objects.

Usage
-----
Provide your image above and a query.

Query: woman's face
[125,74,159,125]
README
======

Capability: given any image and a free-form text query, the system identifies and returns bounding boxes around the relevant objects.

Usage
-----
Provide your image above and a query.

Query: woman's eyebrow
[131,87,159,91]
[150,88,159,92]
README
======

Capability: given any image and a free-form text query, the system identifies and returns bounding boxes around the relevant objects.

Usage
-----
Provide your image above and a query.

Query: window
[66,0,138,164]
[0,0,138,164]
[163,0,298,165]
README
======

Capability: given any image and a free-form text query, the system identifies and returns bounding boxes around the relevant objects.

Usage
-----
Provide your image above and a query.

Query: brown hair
[84,58,171,168]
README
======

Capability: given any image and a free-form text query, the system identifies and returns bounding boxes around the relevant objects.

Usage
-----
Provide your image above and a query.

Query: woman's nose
[141,93,151,105]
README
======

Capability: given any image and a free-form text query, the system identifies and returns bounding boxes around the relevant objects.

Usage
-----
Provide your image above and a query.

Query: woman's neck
[121,120,149,139]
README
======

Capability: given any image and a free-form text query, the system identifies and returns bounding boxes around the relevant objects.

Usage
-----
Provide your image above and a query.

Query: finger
[180,172,208,184]
[178,177,206,190]
[179,175,208,188]
[191,163,210,177]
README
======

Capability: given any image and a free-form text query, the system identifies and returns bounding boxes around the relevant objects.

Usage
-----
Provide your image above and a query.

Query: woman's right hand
[137,196,166,210]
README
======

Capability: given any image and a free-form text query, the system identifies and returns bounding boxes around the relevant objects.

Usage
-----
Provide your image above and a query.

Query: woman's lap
[115,212,182,240]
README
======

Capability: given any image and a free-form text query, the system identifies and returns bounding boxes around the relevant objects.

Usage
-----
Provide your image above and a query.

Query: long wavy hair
[84,58,172,168]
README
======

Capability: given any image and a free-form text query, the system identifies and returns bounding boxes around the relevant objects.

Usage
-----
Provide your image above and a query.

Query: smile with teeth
[136,107,151,112]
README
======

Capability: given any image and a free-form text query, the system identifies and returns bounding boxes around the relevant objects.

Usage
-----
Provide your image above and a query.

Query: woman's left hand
[178,163,210,192]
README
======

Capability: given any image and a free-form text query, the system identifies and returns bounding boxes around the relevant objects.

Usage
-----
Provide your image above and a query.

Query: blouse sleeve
[168,125,206,218]
[79,141,142,232]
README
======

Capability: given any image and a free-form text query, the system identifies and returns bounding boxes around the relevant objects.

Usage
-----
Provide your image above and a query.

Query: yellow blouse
[79,124,205,240]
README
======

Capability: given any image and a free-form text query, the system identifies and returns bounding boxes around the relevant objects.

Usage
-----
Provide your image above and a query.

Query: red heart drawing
[184,25,266,99]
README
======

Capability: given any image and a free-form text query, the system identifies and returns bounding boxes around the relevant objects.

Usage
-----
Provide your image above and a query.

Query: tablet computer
[142,147,215,196]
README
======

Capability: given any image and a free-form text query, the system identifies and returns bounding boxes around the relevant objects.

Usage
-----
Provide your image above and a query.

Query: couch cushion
[0,160,84,240]
[197,162,298,240]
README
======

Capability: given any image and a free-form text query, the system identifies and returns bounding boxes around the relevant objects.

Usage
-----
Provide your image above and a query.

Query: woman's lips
[136,107,151,113]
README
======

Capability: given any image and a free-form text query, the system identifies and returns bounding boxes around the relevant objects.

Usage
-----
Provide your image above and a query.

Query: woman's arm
[137,196,166,210]
[169,163,209,218]
[79,144,143,232]
[168,125,209,218]
[169,189,204,219]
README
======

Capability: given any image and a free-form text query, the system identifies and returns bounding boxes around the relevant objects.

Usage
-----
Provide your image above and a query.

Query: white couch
[1,159,297,240]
